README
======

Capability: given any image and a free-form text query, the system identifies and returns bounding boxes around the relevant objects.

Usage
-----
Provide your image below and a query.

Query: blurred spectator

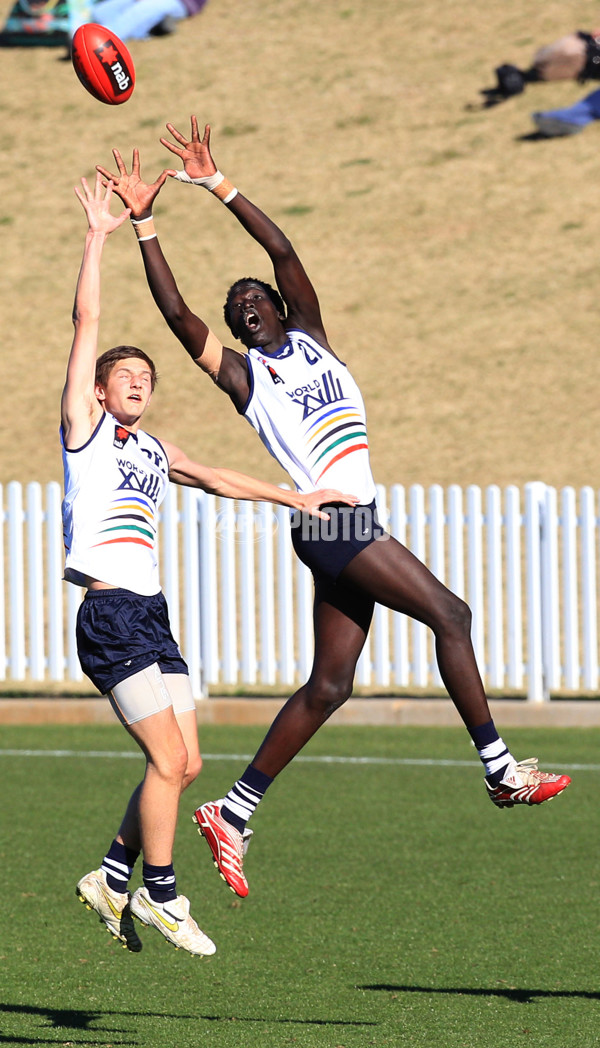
[482,29,600,105]
[532,87,600,136]
[91,0,207,39]
[478,28,600,138]
[0,0,77,46]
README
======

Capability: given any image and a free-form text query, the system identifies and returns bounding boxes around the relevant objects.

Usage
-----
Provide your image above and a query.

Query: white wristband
[173,168,238,203]
[131,215,157,241]
[172,169,222,188]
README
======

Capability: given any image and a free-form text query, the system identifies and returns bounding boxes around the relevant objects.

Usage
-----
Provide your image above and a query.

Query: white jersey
[61,411,169,595]
[243,329,377,504]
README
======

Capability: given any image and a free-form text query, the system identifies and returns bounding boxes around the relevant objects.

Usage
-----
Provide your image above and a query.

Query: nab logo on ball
[94,39,132,95]
[71,23,135,105]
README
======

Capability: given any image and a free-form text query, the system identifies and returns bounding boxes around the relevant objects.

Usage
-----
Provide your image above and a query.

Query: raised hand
[96,148,174,218]
[160,116,217,181]
[74,171,131,234]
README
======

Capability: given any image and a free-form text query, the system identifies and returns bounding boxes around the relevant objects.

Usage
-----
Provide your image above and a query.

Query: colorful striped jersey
[61,411,168,595]
[243,328,376,505]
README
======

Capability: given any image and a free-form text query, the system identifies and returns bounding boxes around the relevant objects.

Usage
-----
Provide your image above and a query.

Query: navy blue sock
[469,720,514,785]
[142,861,177,903]
[469,719,499,750]
[221,764,273,833]
[101,839,139,894]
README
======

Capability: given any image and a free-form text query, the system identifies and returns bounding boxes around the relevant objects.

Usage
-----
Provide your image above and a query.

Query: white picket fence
[1,480,599,701]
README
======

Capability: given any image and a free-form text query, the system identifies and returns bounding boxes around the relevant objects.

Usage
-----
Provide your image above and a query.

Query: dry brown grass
[1,0,599,491]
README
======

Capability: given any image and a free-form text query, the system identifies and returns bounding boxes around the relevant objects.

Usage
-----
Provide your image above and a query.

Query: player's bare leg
[195,534,569,897]
[120,706,188,863]
[114,693,202,855]
[121,706,215,955]
[252,582,374,776]
[194,585,373,895]
[340,535,490,727]
[174,706,203,790]
[339,536,570,804]
[77,705,187,951]
[243,535,569,811]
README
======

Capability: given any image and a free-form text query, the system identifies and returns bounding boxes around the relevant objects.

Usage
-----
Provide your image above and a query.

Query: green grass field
[1,723,598,1048]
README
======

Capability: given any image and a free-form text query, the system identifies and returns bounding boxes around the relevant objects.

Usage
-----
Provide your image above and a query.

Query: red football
[71,23,135,105]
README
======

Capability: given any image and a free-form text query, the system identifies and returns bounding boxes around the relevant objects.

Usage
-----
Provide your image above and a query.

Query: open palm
[96,148,173,217]
[160,116,217,180]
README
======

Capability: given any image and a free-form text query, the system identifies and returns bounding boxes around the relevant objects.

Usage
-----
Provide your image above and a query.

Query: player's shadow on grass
[0,1001,164,1045]
[0,1001,377,1044]
[359,984,600,1004]
[515,131,563,142]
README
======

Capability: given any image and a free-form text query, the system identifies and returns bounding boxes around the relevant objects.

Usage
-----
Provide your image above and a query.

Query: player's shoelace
[486,757,570,807]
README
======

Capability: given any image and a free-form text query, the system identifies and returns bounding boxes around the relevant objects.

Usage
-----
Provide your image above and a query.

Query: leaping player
[97,119,571,900]
[65,171,358,951]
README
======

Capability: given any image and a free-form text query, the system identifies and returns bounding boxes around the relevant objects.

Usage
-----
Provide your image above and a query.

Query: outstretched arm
[96,147,250,409]
[161,118,330,348]
[161,439,358,516]
[61,174,130,449]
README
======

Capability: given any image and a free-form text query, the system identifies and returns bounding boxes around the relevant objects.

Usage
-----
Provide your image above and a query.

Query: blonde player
[66,172,358,949]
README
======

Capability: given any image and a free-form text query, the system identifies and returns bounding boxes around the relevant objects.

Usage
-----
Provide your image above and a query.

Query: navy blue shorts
[76,588,188,695]
[290,500,387,582]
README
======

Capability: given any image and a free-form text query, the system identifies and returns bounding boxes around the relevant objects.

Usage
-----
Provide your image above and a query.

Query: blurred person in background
[90,0,207,39]
[482,27,600,136]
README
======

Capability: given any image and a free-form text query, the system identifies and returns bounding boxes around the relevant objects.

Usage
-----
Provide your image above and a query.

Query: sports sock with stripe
[101,839,139,894]
[469,720,515,786]
[221,764,273,832]
[142,861,177,903]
